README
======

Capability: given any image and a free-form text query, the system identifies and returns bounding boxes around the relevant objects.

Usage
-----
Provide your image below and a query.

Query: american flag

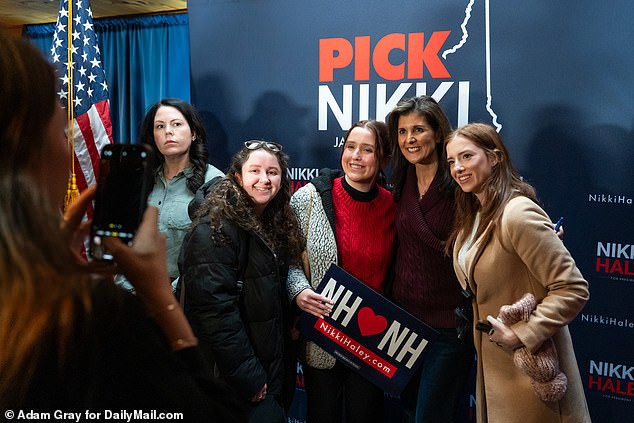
[50,0,113,203]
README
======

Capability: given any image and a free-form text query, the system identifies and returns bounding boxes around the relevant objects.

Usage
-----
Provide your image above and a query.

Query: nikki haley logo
[287,167,320,192]
[588,193,633,206]
[588,359,634,399]
[581,312,634,330]
[595,241,634,282]
[317,0,501,135]
[319,32,451,82]
[301,264,437,395]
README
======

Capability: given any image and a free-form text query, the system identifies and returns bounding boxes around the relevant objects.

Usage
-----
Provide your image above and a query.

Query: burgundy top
[392,165,463,328]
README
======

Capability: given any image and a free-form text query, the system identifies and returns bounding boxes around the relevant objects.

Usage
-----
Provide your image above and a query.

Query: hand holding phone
[90,144,153,261]
[554,216,564,232]
[101,206,171,294]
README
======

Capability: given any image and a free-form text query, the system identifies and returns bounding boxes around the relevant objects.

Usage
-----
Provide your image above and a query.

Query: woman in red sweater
[287,120,396,423]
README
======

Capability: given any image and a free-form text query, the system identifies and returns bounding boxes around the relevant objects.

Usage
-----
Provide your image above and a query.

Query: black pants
[304,362,384,423]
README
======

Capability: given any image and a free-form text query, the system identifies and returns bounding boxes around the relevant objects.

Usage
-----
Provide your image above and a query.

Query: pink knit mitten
[497,293,567,402]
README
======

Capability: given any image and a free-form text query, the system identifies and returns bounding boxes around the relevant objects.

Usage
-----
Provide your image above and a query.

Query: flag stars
[50,0,112,186]
[63,59,77,73]
[51,0,110,113]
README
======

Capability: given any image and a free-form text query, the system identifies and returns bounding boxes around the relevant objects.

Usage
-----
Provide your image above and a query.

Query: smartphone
[475,320,492,332]
[89,144,153,261]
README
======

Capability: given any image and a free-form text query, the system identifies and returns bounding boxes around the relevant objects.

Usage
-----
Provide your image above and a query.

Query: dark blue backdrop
[187,1,633,421]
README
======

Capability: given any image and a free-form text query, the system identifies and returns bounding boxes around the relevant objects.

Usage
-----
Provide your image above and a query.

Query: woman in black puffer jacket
[178,141,304,422]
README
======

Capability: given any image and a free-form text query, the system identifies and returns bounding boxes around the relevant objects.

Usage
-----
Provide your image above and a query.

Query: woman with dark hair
[386,96,474,422]
[0,28,243,421]
[139,98,223,285]
[446,123,589,423]
[287,120,396,423]
[179,140,303,422]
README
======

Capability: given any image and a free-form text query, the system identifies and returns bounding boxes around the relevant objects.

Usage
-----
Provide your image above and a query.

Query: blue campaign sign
[299,263,438,395]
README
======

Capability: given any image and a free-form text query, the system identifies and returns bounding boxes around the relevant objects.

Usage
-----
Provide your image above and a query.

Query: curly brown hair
[195,142,303,265]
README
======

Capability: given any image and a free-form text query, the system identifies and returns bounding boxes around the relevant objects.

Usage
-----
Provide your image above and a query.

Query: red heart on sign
[357,306,388,337]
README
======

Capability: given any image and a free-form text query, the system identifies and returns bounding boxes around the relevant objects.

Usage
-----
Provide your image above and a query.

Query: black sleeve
[188,175,222,219]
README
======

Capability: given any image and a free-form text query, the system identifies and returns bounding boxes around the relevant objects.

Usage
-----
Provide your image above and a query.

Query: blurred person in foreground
[0,28,243,421]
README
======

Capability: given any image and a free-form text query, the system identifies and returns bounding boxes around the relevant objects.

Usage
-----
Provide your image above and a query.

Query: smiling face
[236,149,282,214]
[341,126,379,192]
[397,112,440,166]
[446,135,496,203]
[152,105,193,160]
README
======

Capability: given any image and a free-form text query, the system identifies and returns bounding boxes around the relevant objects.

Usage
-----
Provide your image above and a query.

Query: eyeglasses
[244,140,283,152]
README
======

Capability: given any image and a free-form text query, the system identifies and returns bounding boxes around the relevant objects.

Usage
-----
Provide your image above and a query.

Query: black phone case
[89,143,154,260]
[475,320,492,332]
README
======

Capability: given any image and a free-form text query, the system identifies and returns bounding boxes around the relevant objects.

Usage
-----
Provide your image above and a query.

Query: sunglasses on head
[244,140,283,152]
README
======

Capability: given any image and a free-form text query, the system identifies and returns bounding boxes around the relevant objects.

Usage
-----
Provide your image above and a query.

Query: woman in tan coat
[445,123,591,423]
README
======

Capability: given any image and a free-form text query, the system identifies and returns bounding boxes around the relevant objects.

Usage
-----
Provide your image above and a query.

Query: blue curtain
[23,13,191,144]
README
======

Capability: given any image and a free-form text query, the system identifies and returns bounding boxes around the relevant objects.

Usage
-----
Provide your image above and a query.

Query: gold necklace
[418,181,430,198]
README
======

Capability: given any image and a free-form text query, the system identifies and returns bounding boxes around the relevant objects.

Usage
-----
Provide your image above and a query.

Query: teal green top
[148,164,223,279]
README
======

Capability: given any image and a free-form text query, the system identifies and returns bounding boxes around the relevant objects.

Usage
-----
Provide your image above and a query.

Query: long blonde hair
[0,29,93,405]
